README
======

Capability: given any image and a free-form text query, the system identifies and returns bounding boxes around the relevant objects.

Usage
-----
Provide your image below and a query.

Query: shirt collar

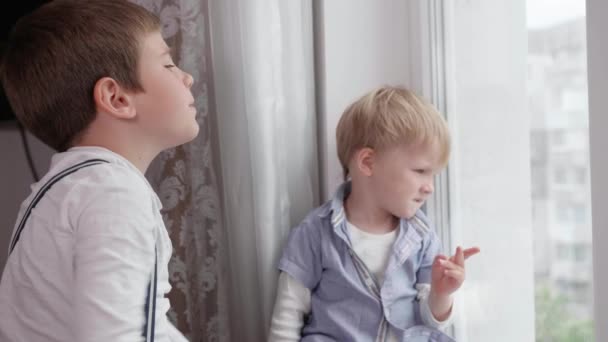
[319,181,432,259]
[318,181,350,226]
[59,146,163,209]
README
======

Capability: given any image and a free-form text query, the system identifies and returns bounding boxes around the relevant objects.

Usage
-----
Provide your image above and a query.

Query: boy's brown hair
[0,0,160,151]
[336,85,451,179]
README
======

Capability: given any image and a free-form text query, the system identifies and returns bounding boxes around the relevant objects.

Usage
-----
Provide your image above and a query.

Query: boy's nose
[421,182,434,194]
[184,72,194,89]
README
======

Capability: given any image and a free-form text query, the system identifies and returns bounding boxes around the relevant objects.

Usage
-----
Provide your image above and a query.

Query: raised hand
[427,246,479,321]
[431,246,480,297]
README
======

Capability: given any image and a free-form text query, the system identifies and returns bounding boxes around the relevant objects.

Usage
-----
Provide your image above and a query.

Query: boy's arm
[72,185,159,342]
[415,227,454,328]
[270,219,323,340]
[427,246,480,323]
[416,283,453,329]
[268,271,311,342]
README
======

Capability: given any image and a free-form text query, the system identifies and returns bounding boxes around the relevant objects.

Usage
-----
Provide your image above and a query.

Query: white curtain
[208,1,318,341]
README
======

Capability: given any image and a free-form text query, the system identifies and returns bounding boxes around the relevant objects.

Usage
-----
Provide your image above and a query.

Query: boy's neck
[74,138,159,175]
[109,145,157,174]
[344,183,399,234]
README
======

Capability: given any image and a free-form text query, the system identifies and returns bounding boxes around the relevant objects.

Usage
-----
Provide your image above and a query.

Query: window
[439,0,593,340]
[525,5,593,337]
[552,130,567,146]
[573,244,587,262]
[575,167,587,184]
[556,243,570,260]
[554,167,568,184]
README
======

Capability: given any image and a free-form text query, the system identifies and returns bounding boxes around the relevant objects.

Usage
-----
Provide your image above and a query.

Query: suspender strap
[144,246,158,342]
[8,157,159,340]
[9,158,109,254]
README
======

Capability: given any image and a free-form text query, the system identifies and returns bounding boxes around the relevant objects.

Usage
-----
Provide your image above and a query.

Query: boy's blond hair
[336,85,451,179]
[0,0,160,151]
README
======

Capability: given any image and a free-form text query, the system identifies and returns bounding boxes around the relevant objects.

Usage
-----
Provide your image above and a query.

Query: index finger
[463,247,480,260]
[454,246,465,265]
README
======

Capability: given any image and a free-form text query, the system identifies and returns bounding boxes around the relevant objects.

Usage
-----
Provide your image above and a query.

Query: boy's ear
[93,77,136,120]
[355,147,375,177]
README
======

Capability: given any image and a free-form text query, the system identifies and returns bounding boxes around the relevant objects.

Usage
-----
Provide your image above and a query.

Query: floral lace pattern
[131,1,229,341]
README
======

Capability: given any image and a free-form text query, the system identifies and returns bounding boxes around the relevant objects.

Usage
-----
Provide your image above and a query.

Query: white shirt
[269,221,452,341]
[0,146,187,342]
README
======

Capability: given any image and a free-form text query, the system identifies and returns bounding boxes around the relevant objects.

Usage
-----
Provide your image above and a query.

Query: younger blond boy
[269,86,479,341]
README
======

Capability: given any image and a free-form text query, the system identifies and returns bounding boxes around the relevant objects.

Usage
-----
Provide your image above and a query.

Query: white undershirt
[347,221,398,285]
[268,221,452,341]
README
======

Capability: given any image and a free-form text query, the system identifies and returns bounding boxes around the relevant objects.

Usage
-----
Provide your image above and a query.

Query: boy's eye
[164,64,176,69]
[415,169,427,174]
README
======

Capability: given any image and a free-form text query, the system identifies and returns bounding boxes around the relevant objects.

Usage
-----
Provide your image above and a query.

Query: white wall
[0,125,53,272]
[314,0,412,200]
[586,0,608,340]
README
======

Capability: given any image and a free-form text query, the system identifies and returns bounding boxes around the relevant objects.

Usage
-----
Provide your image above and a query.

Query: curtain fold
[208,0,318,340]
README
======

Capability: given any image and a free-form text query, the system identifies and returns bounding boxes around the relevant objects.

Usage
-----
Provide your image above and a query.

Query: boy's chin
[184,125,200,142]
[171,125,200,147]
[395,207,420,219]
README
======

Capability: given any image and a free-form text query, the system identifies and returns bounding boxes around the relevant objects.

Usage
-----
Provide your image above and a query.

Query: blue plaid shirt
[278,182,455,341]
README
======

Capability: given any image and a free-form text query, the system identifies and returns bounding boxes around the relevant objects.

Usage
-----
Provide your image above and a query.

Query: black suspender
[8,158,158,341]
[9,158,109,254]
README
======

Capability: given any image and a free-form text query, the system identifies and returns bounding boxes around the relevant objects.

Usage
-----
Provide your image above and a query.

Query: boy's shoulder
[41,147,156,208]
[290,200,335,237]
[303,197,333,220]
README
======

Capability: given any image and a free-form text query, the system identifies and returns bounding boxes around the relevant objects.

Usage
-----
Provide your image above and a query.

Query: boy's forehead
[411,142,446,167]
[392,140,437,153]
[389,141,443,162]
[141,31,170,55]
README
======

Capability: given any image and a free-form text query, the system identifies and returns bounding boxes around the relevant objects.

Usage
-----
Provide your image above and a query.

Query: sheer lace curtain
[133,0,318,341]
[132,0,231,341]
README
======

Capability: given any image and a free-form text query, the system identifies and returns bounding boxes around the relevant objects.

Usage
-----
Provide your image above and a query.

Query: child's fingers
[463,247,480,260]
[449,246,480,265]
[433,255,447,270]
[438,258,463,271]
[444,269,465,282]
[434,254,448,264]
[454,246,465,266]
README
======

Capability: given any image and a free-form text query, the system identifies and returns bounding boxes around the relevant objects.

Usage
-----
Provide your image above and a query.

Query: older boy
[0,0,197,341]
